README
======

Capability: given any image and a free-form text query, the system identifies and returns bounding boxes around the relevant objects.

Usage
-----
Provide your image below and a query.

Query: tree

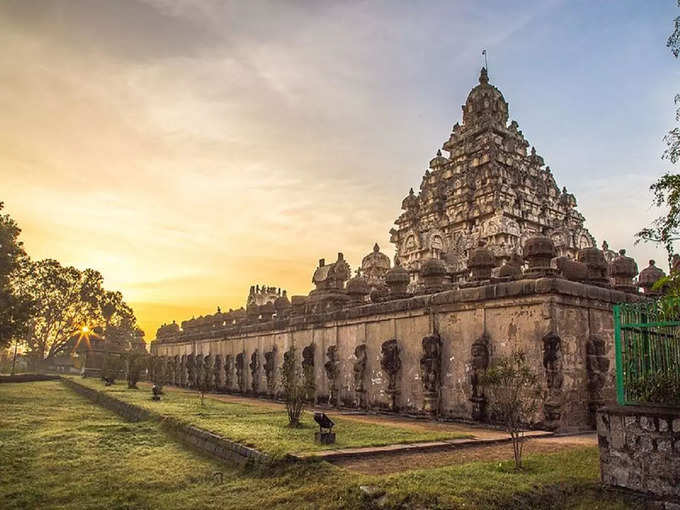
[0,202,33,350]
[635,3,680,262]
[16,259,139,366]
[480,351,541,470]
[280,345,307,427]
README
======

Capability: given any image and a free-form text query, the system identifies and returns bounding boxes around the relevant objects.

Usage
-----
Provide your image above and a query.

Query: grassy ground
[67,376,474,456]
[1,381,644,510]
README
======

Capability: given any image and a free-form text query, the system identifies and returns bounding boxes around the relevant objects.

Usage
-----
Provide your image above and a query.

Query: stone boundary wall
[0,374,61,383]
[596,405,680,505]
[153,278,640,432]
[61,378,269,466]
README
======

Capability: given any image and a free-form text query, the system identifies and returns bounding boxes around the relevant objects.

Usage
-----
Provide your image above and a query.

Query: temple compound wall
[151,278,639,433]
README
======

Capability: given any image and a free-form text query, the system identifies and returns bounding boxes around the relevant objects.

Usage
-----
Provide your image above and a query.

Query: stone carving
[353,344,367,408]
[380,339,401,411]
[469,334,490,421]
[324,345,340,406]
[179,354,187,387]
[577,247,610,287]
[638,260,665,295]
[213,354,223,390]
[195,354,204,390]
[264,347,277,396]
[236,352,245,392]
[203,353,213,391]
[542,332,563,430]
[302,343,316,402]
[186,354,195,388]
[250,350,260,394]
[586,336,610,428]
[172,355,180,385]
[420,334,442,415]
[224,354,234,390]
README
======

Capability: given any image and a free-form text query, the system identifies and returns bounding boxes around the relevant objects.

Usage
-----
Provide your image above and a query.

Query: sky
[1,0,678,340]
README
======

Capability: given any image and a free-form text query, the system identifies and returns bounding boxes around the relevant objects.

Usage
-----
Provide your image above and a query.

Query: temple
[391,68,595,285]
[149,69,663,432]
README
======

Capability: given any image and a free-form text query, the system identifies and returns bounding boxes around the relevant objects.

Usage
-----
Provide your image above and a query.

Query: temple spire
[479,66,489,85]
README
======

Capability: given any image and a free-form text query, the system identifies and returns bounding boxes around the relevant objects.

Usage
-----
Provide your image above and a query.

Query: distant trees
[15,260,139,366]
[0,200,142,368]
[635,2,680,264]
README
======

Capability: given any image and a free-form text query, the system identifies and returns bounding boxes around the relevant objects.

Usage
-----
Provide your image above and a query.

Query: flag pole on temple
[482,49,488,72]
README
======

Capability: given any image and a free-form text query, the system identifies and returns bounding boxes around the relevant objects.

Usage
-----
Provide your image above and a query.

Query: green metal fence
[614,298,680,406]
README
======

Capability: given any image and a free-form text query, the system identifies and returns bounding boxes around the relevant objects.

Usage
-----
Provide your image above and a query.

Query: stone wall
[152,278,639,432]
[597,405,680,505]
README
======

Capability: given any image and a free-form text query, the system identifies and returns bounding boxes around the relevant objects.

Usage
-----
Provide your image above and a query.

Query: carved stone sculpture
[236,352,245,392]
[264,347,277,396]
[469,334,490,421]
[353,344,367,408]
[586,336,610,428]
[302,344,316,402]
[186,354,195,388]
[324,345,340,406]
[213,354,223,390]
[172,355,180,385]
[224,354,234,390]
[179,354,187,387]
[195,354,204,390]
[203,353,213,391]
[250,350,260,394]
[420,334,442,415]
[542,332,563,430]
[380,339,401,411]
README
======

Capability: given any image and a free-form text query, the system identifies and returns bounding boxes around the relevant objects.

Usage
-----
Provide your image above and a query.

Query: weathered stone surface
[598,406,680,503]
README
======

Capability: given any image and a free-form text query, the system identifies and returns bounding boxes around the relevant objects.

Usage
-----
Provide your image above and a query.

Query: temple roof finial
[479,66,489,85]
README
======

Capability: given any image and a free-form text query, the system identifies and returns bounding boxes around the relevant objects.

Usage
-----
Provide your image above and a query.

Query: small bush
[627,369,680,406]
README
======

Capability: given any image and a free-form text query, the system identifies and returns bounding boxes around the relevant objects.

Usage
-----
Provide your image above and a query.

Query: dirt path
[330,435,597,475]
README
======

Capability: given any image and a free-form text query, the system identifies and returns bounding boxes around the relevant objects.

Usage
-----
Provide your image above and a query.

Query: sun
[81,325,90,334]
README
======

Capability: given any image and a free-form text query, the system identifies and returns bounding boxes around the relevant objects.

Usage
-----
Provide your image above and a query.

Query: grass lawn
[66,376,474,457]
[0,381,643,510]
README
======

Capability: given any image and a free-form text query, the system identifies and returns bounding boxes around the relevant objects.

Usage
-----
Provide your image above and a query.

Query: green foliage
[16,258,140,363]
[636,4,680,262]
[0,381,639,510]
[480,351,541,470]
[281,345,307,427]
[627,370,680,406]
[0,202,33,350]
[102,352,123,384]
[125,351,146,389]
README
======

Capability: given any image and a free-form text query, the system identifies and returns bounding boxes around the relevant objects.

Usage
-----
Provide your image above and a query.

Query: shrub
[480,350,541,470]
[281,345,307,427]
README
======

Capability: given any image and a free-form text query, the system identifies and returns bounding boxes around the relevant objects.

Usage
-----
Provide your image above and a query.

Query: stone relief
[469,334,490,421]
[586,336,610,428]
[381,339,401,411]
[542,332,563,430]
[250,350,260,393]
[324,345,340,406]
[353,344,367,408]
[420,333,442,415]
[236,352,245,392]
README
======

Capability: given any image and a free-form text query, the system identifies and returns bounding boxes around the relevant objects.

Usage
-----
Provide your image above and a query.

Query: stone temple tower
[390,67,595,283]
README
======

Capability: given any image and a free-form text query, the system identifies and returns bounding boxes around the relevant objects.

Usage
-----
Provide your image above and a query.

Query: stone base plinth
[315,432,336,444]
[597,405,680,504]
